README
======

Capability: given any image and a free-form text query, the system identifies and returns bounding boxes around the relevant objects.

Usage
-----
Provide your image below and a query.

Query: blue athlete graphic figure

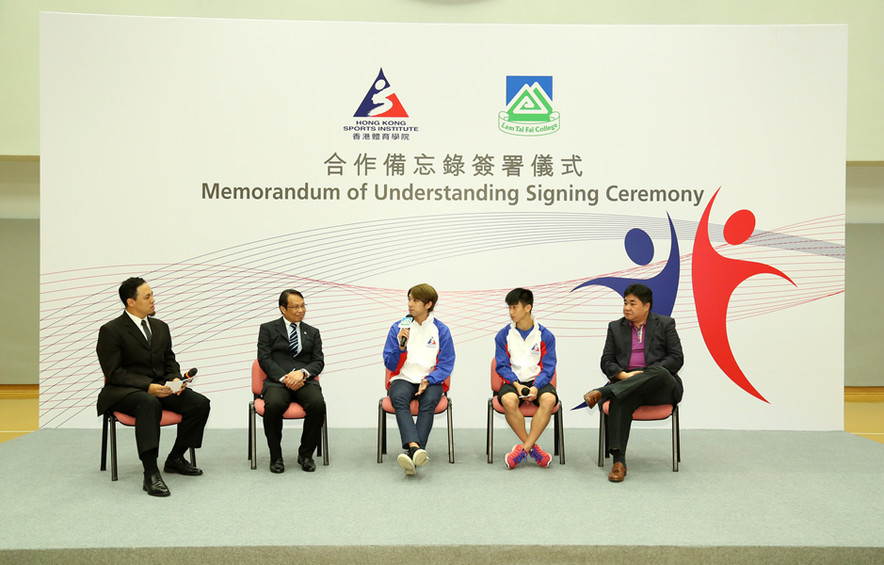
[572,214,680,316]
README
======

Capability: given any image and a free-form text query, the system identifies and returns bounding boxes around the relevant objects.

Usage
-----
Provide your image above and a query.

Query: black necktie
[141,319,152,345]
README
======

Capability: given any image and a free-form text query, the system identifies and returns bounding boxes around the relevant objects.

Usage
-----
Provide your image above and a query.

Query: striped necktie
[289,323,300,356]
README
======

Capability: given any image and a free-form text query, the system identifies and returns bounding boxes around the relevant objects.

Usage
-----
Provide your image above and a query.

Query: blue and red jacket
[383,313,454,391]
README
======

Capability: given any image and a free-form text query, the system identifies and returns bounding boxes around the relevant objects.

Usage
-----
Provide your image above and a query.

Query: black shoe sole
[163,465,202,476]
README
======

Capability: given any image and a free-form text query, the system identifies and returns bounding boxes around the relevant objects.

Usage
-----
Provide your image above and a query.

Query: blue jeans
[388,379,444,450]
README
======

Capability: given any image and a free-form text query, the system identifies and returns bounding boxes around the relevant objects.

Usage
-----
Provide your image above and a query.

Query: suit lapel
[616,318,631,368]
[644,313,657,347]
[276,318,289,342]
[618,318,632,347]
[299,323,310,350]
[121,313,150,349]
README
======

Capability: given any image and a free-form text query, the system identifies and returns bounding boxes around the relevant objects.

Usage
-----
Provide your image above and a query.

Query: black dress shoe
[143,472,171,497]
[297,455,316,472]
[269,458,285,474]
[163,456,203,476]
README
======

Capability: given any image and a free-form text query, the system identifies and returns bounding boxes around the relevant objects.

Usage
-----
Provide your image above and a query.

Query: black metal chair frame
[485,396,565,464]
[248,398,329,469]
[100,411,196,481]
[597,404,680,471]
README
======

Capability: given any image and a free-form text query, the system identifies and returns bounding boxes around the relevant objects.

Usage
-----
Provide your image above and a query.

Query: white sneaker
[412,448,429,467]
[397,452,416,476]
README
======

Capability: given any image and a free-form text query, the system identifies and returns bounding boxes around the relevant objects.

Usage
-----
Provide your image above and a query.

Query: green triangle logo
[506,83,553,123]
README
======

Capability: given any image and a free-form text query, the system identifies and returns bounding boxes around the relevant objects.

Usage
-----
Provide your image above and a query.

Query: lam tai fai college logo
[499,75,560,137]
[344,68,418,142]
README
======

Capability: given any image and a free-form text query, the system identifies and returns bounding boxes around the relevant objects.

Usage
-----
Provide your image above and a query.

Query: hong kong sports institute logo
[345,68,418,142]
[498,75,560,137]
[354,68,409,118]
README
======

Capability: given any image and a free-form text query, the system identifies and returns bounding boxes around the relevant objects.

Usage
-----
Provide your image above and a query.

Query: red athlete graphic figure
[692,188,796,402]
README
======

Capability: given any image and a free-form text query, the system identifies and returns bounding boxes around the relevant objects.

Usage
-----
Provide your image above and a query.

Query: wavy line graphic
[39,211,843,427]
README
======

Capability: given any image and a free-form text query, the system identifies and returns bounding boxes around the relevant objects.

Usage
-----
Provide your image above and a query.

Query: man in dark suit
[96,277,211,497]
[583,283,683,482]
[256,289,326,473]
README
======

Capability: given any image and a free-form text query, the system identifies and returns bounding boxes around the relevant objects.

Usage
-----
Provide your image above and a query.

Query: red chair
[377,369,454,464]
[486,358,565,464]
[101,410,196,481]
[248,359,328,469]
[597,401,680,471]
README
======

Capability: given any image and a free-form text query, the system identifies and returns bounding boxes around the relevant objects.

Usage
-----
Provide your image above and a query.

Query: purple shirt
[627,321,646,370]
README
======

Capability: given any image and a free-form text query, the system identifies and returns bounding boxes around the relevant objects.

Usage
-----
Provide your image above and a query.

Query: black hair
[118,277,147,305]
[279,289,305,308]
[623,283,653,309]
[505,287,534,308]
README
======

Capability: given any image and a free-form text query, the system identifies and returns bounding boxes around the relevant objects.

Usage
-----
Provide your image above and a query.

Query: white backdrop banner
[40,13,846,431]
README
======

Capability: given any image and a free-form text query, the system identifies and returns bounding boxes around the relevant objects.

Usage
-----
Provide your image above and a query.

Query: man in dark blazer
[583,283,683,482]
[96,277,211,497]
[256,289,326,473]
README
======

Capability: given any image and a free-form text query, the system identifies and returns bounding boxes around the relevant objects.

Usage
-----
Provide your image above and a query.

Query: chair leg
[672,405,680,472]
[677,411,681,463]
[553,407,560,456]
[447,397,454,464]
[248,401,253,462]
[597,409,605,467]
[321,413,329,466]
[249,403,257,470]
[188,447,197,467]
[486,399,494,464]
[382,410,387,454]
[377,400,384,463]
[109,414,118,481]
[555,405,565,465]
[100,413,109,471]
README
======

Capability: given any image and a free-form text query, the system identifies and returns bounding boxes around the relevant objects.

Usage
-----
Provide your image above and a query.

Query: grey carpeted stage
[1,427,882,564]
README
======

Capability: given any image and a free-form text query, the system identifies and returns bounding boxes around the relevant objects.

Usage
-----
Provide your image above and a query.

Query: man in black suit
[256,289,326,473]
[583,283,683,482]
[96,277,211,496]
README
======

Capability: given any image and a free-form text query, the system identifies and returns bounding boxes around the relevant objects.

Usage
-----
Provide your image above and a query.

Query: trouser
[112,388,211,457]
[388,379,444,449]
[262,382,326,460]
[603,366,676,455]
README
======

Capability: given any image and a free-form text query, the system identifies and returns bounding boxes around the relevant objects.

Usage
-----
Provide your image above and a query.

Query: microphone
[181,367,198,383]
[398,315,414,347]
[521,387,531,396]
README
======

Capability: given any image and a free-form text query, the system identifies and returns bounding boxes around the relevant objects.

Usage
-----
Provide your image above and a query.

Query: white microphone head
[398,315,414,329]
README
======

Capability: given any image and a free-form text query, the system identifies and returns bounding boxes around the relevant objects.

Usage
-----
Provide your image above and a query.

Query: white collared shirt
[125,310,150,341]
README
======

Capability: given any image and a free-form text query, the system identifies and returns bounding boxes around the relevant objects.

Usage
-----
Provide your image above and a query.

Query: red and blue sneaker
[529,444,552,468]
[505,444,527,469]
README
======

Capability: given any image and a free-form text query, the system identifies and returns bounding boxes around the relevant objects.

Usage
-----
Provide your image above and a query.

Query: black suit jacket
[600,312,684,403]
[257,318,324,396]
[96,312,181,415]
